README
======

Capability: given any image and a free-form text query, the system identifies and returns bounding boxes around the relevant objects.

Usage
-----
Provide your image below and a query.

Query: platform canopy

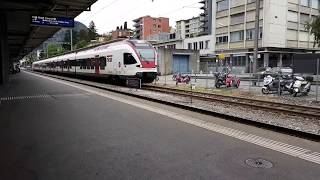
[0,0,97,61]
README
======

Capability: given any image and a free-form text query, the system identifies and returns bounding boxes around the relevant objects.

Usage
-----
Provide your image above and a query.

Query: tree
[306,17,320,48]
[79,29,89,42]
[76,40,89,49]
[47,43,64,57]
[88,21,98,41]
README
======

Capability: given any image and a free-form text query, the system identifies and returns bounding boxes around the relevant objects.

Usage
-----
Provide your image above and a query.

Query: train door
[112,52,122,75]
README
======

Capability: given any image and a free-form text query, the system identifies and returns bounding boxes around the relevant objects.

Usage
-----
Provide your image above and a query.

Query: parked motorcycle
[175,74,191,85]
[281,75,294,94]
[292,76,311,97]
[262,75,283,94]
[215,72,240,88]
[214,72,227,88]
[172,73,178,81]
[226,74,240,88]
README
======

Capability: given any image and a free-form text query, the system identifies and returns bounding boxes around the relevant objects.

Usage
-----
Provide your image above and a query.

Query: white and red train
[32,40,158,83]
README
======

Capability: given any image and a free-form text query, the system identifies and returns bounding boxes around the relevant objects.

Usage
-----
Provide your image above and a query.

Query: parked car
[270,67,293,75]
[257,67,272,76]
[257,67,293,79]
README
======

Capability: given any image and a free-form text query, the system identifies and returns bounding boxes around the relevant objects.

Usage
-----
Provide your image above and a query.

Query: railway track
[143,85,320,119]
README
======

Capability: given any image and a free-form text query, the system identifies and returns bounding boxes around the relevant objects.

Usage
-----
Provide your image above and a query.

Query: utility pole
[46,43,49,58]
[253,0,260,73]
[70,29,73,51]
[316,58,319,102]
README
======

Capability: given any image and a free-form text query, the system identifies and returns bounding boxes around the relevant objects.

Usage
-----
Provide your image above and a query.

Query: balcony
[133,18,141,23]
[199,0,206,4]
[200,12,207,17]
[133,23,141,28]
[200,17,208,23]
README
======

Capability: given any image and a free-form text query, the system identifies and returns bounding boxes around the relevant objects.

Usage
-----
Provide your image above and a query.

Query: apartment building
[215,0,320,72]
[176,16,204,39]
[133,16,170,40]
[157,0,216,56]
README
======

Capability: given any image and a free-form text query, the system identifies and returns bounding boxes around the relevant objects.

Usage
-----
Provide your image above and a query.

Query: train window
[124,53,137,65]
[70,60,77,67]
[91,59,95,69]
[86,59,91,69]
[100,57,106,70]
[79,59,85,69]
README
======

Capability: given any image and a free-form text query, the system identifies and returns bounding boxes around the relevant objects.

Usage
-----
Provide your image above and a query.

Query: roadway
[0,71,319,180]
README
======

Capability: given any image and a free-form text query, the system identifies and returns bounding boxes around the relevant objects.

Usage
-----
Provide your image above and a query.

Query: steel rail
[143,85,320,119]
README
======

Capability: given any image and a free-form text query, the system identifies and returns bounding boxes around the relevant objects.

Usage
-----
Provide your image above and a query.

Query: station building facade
[153,0,320,74]
[215,0,320,73]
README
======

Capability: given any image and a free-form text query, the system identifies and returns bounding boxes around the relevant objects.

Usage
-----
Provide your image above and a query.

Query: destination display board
[31,16,74,28]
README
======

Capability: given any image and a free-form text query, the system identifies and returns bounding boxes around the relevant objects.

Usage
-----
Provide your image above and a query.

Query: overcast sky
[75,0,202,34]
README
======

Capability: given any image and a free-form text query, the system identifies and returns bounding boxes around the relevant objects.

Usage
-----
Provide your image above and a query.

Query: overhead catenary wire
[81,0,202,34]
[158,2,200,16]
[83,0,120,22]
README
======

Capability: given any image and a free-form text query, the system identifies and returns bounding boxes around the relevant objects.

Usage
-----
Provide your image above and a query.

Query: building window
[216,36,229,44]
[188,43,192,49]
[300,0,310,7]
[205,40,210,49]
[300,13,310,24]
[247,0,256,3]
[153,24,157,28]
[230,13,245,25]
[193,42,198,50]
[199,41,204,49]
[312,0,319,9]
[217,0,229,12]
[231,56,246,66]
[246,27,262,40]
[230,31,244,42]
[167,44,176,49]
[230,0,243,8]
[287,11,298,22]
[158,25,161,28]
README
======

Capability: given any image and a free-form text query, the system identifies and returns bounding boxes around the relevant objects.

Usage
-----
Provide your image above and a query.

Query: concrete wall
[263,0,287,48]
[183,35,215,56]
[0,13,9,84]
[157,48,200,75]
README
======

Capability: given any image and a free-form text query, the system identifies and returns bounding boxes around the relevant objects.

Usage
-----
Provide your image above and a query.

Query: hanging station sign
[31,16,74,28]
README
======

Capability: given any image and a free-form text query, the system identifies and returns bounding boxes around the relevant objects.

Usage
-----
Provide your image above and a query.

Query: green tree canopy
[88,21,98,41]
[306,17,320,48]
[47,43,64,58]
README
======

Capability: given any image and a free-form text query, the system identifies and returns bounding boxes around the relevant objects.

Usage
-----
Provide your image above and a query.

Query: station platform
[0,71,319,180]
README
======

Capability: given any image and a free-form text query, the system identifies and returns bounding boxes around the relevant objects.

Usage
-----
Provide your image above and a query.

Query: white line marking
[25,71,320,165]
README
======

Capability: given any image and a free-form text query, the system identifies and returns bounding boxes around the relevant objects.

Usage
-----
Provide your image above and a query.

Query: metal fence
[155,64,320,102]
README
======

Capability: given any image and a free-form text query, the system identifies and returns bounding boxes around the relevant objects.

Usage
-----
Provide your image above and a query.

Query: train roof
[33,39,153,64]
